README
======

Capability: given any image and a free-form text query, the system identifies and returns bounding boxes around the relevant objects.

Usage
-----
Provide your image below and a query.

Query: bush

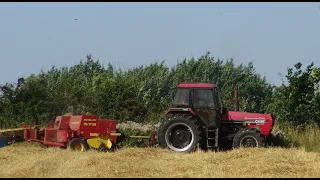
[117,121,159,148]
[274,122,320,152]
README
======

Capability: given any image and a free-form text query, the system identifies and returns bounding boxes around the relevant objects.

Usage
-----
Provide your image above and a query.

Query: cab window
[193,89,215,108]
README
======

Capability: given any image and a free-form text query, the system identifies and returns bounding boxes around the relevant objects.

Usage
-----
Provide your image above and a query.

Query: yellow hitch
[110,133,121,136]
[129,135,151,139]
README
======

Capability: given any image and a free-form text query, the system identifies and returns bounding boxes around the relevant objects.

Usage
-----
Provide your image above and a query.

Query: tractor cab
[159,82,275,153]
[170,82,223,128]
[173,83,222,108]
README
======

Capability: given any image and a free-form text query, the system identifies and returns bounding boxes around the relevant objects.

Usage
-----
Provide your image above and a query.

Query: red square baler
[23,115,121,151]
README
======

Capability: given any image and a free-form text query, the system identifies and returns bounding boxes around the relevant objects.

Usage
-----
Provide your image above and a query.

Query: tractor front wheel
[68,138,89,152]
[157,114,200,153]
[232,128,265,149]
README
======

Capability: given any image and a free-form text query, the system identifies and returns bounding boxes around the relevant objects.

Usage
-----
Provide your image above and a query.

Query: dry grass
[0,143,320,178]
[1,122,320,178]
[274,123,320,152]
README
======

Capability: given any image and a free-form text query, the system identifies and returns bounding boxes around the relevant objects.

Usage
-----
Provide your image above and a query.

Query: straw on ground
[0,143,320,178]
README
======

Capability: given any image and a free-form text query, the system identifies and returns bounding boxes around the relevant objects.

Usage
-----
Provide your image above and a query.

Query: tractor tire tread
[157,113,202,153]
[232,127,265,149]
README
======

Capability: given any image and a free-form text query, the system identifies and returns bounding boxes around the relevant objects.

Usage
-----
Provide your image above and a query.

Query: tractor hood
[222,111,273,122]
[221,110,274,136]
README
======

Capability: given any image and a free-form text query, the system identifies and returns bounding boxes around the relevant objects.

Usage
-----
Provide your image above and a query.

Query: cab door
[192,88,218,128]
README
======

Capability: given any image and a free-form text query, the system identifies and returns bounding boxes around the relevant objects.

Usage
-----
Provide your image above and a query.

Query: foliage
[2,52,320,152]
[275,122,320,152]
[0,52,272,128]
[267,62,320,125]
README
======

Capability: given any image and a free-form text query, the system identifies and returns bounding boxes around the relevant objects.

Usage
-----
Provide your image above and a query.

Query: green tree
[267,62,320,125]
[0,52,274,127]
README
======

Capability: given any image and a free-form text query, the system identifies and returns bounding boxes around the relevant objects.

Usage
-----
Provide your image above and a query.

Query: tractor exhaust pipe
[235,85,239,111]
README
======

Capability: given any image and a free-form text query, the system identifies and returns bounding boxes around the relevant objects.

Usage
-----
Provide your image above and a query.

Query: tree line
[0,52,319,128]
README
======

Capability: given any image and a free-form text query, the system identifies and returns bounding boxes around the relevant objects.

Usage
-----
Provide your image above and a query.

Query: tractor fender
[159,108,197,130]
[245,125,265,136]
[244,119,272,137]
[249,125,262,132]
[164,108,196,116]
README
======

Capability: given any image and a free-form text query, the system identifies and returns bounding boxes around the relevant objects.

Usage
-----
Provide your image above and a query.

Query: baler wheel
[68,138,89,152]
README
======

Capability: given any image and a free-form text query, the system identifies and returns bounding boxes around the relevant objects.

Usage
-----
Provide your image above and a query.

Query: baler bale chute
[0,128,26,146]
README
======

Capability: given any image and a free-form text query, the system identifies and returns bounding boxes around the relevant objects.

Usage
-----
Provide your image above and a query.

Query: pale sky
[1,2,320,86]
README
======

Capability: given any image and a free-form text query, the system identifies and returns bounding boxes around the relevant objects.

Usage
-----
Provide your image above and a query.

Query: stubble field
[0,142,320,178]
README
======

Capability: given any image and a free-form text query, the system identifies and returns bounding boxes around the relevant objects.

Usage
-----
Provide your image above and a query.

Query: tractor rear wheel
[232,128,265,148]
[157,114,201,153]
[68,138,89,152]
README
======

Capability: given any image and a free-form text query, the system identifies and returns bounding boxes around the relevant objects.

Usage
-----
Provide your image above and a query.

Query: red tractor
[157,82,275,152]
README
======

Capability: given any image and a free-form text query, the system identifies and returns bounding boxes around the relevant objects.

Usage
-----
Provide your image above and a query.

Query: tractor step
[206,128,219,148]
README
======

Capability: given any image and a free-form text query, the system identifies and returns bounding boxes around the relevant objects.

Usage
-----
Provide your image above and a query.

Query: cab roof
[177,82,216,88]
